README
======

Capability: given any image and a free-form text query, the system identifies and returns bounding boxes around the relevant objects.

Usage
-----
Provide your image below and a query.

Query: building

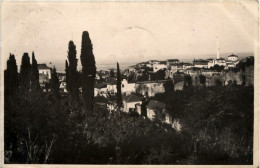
[228,54,239,62]
[193,59,209,68]
[121,79,136,95]
[166,59,180,68]
[149,60,159,64]
[105,77,117,94]
[94,82,108,97]
[153,61,167,72]
[57,73,67,93]
[226,54,239,68]
[123,94,143,113]
[183,63,193,70]
[215,58,226,67]
[207,59,215,68]
[136,80,167,97]
[38,64,52,87]
[170,64,184,73]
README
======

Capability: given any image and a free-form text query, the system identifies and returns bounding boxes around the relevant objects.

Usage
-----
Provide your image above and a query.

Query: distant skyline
[1,1,258,70]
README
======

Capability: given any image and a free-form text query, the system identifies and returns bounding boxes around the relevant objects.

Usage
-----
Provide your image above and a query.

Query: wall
[107,84,117,94]
[122,79,136,95]
[39,69,51,79]
[123,101,142,112]
[136,82,165,97]
[153,64,167,72]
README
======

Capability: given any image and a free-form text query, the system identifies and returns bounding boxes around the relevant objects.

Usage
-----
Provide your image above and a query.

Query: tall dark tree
[67,41,79,99]
[4,54,19,161]
[80,31,96,112]
[116,62,122,108]
[184,75,192,88]
[50,66,60,98]
[31,52,40,90]
[65,60,70,93]
[5,54,19,97]
[20,53,31,92]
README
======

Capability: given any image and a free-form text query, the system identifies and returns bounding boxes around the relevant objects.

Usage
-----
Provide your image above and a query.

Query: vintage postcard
[0,1,259,168]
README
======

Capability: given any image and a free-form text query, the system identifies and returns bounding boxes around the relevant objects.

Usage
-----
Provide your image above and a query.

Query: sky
[1,1,258,70]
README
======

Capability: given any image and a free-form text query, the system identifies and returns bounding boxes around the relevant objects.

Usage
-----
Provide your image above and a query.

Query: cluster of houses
[107,93,181,130]
[35,54,252,131]
[129,54,239,75]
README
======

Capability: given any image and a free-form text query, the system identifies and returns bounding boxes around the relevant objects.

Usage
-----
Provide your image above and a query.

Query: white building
[149,60,159,64]
[38,64,51,79]
[121,79,136,95]
[153,62,167,72]
[193,59,209,68]
[94,83,108,97]
[215,58,226,67]
[38,64,52,87]
[123,94,143,113]
[228,54,239,62]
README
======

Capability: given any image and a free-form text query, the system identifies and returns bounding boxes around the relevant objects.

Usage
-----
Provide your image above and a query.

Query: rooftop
[136,80,169,84]
[123,94,142,103]
[94,82,107,89]
[167,59,179,62]
[193,59,209,62]
[228,54,238,57]
[159,61,166,64]
[38,64,51,70]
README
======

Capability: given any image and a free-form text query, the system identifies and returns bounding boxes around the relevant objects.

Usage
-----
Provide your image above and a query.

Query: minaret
[216,36,220,59]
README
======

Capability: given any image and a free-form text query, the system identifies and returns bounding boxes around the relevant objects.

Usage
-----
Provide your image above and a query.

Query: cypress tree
[80,31,96,112]
[116,62,122,108]
[4,54,19,159]
[31,52,40,90]
[50,66,60,98]
[20,53,31,93]
[67,41,79,99]
[5,54,19,97]
[65,60,70,93]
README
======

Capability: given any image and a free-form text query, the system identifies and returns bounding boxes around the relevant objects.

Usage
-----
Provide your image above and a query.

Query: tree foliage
[116,62,123,108]
[31,52,40,90]
[199,75,206,86]
[5,54,19,97]
[20,53,31,92]
[50,67,60,98]
[67,41,79,100]
[80,31,96,112]
[65,60,70,92]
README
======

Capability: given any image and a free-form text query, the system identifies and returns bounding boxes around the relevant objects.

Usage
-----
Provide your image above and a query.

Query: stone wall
[136,82,165,97]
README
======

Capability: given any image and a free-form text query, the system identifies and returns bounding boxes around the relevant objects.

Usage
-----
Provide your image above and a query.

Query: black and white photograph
[1,1,258,166]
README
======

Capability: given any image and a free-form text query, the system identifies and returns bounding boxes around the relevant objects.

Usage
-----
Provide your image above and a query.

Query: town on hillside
[36,53,254,129]
[3,1,256,165]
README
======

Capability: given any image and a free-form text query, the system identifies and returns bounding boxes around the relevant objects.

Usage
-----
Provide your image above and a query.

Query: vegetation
[20,53,31,92]
[116,62,123,108]
[80,31,96,113]
[31,52,40,90]
[67,41,79,100]
[4,32,254,164]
